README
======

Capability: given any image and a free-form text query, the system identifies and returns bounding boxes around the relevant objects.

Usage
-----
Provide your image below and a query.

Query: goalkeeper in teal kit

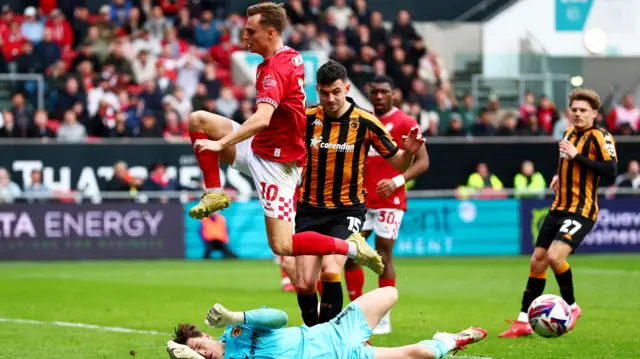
[167,288,487,359]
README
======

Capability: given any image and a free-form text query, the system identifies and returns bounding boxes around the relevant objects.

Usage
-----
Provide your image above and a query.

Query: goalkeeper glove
[204,303,244,328]
[166,341,204,359]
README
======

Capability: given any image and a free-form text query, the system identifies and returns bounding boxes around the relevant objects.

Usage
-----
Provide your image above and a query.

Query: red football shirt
[364,107,418,211]
[252,46,307,164]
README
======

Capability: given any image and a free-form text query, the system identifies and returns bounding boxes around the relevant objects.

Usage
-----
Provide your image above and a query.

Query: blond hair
[246,2,287,34]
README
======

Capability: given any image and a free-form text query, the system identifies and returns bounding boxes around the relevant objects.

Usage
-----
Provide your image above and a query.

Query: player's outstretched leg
[547,241,582,331]
[367,328,487,359]
[187,111,233,219]
[288,230,384,275]
[346,232,384,275]
[499,247,549,338]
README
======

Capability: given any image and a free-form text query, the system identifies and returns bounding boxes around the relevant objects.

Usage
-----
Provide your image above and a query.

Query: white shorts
[362,208,405,240]
[231,122,302,222]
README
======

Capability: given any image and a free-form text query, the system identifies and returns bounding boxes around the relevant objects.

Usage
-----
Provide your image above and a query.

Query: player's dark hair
[316,60,348,85]
[246,2,287,34]
[569,89,600,110]
[173,324,204,345]
[370,75,395,88]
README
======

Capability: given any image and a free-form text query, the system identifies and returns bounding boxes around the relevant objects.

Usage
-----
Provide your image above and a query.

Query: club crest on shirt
[262,74,277,90]
[349,120,359,131]
[231,327,243,337]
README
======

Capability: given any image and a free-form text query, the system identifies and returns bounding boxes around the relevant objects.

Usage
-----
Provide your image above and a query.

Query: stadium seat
[46,119,61,133]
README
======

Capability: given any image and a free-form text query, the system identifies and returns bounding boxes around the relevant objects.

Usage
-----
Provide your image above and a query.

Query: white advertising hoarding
[482,0,639,77]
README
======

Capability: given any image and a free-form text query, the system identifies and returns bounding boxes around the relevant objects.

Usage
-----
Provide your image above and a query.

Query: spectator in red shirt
[607,93,640,133]
[160,0,187,18]
[0,6,14,39]
[208,33,238,69]
[163,110,188,141]
[519,91,537,121]
[537,95,559,133]
[45,9,74,50]
[2,21,25,62]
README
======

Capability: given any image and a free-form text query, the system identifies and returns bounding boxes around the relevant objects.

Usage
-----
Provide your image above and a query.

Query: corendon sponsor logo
[310,136,355,152]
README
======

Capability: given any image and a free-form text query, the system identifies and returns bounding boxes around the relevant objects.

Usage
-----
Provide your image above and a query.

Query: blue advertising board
[396,199,520,256]
[520,199,640,254]
[184,198,521,259]
[243,51,321,105]
[555,0,594,31]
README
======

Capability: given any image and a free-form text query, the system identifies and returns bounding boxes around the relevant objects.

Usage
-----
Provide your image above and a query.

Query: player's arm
[384,126,425,173]
[377,141,429,198]
[399,131,429,182]
[367,118,422,172]
[217,103,275,148]
[205,304,288,330]
[561,130,617,178]
[217,66,287,149]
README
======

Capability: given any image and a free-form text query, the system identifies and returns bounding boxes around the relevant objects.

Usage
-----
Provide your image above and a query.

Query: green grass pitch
[0,255,639,358]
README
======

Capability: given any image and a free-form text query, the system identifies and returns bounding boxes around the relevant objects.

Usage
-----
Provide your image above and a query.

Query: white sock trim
[440,336,457,351]
[204,187,224,193]
[347,242,357,258]
[517,312,528,323]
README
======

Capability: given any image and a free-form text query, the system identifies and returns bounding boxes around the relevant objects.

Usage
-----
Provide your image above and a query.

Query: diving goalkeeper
[166,287,487,359]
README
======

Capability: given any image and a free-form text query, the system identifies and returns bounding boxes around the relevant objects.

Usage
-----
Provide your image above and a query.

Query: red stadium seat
[86,136,103,143]
[46,119,61,133]
[87,14,100,24]
[52,190,77,203]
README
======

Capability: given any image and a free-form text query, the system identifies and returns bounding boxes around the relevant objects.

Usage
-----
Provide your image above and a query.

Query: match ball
[528,294,573,338]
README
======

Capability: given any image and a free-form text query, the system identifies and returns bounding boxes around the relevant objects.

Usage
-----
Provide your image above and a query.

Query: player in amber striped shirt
[500,89,618,338]
[286,60,425,328]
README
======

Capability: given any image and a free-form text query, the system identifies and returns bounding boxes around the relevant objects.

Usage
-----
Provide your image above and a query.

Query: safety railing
[0,73,45,110]
[2,187,638,204]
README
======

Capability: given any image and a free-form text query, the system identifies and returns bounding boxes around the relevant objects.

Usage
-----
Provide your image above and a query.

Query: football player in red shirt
[344,75,430,334]
[187,2,382,272]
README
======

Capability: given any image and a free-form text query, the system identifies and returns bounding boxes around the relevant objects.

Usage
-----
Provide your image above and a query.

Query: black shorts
[295,202,366,240]
[535,210,595,250]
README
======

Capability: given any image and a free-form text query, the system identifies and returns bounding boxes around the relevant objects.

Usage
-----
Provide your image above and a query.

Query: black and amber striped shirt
[300,99,399,208]
[552,126,618,221]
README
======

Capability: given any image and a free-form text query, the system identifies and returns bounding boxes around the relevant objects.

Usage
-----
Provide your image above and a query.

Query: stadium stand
[5,0,636,144]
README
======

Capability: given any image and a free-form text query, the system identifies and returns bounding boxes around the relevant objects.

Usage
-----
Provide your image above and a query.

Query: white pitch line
[0,317,171,336]
[576,268,640,276]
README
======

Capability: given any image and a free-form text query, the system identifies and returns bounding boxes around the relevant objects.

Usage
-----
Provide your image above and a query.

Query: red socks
[345,268,365,301]
[379,278,396,288]
[344,269,396,302]
[292,232,348,256]
[189,132,221,188]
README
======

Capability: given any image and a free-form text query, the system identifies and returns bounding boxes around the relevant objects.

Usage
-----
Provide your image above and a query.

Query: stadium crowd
[0,0,639,143]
